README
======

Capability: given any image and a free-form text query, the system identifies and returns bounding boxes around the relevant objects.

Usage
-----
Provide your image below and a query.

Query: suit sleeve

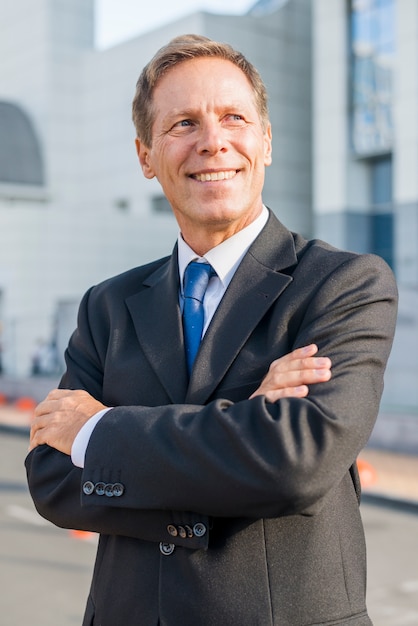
[27,253,398,524]
[25,286,210,546]
[25,443,209,548]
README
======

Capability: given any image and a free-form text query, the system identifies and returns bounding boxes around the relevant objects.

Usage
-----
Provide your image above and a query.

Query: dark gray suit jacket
[26,211,398,625]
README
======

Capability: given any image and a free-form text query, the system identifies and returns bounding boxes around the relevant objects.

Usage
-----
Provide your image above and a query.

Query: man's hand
[250,344,331,402]
[29,389,108,455]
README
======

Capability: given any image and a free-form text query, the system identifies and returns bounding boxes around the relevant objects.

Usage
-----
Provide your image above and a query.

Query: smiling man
[136,54,272,255]
[26,35,397,626]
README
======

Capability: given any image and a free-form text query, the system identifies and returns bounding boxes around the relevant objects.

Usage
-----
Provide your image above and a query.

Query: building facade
[313,0,418,416]
[0,0,311,378]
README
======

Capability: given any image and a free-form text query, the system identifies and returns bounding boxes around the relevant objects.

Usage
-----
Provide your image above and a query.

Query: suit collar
[177,205,269,289]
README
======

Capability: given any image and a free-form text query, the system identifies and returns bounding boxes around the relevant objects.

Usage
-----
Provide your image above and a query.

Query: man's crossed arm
[29,343,331,456]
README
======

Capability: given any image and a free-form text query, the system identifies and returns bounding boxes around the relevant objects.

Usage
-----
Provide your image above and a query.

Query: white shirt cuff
[71,407,112,468]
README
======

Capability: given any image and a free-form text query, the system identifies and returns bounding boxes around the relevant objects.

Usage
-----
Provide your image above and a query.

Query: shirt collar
[177,206,269,290]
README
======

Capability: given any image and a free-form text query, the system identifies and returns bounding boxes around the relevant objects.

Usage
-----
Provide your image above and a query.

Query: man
[26,35,397,625]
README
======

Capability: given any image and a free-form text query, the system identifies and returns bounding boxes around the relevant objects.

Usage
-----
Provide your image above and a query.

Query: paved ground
[363,502,418,625]
[360,447,418,504]
[0,430,97,626]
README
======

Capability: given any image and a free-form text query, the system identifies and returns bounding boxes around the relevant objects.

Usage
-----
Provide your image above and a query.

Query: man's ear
[135,138,155,179]
[263,123,273,167]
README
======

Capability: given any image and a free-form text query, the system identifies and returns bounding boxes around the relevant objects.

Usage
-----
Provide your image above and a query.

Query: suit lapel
[125,213,299,406]
[186,213,298,404]
[125,248,189,403]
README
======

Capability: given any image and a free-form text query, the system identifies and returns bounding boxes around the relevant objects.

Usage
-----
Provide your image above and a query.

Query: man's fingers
[281,343,318,363]
[34,389,96,418]
[268,349,331,376]
[267,359,332,385]
[34,389,71,417]
[29,408,77,454]
[263,385,309,403]
[29,424,46,450]
[29,388,107,455]
[249,345,332,400]
[29,416,51,450]
[34,398,55,418]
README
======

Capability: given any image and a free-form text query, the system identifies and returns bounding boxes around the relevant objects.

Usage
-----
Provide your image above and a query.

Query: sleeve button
[94,482,106,496]
[178,525,187,538]
[193,522,207,537]
[104,483,114,497]
[167,524,178,537]
[159,542,175,556]
[112,483,124,497]
[82,481,95,496]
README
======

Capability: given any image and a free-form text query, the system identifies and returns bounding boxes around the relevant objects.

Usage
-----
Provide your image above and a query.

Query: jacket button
[82,481,95,496]
[159,542,175,556]
[94,482,106,496]
[193,522,207,537]
[112,483,124,497]
[185,525,194,538]
[167,524,178,537]
[178,525,187,538]
[104,483,114,497]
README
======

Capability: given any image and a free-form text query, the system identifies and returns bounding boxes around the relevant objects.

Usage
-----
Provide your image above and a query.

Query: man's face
[136,56,272,251]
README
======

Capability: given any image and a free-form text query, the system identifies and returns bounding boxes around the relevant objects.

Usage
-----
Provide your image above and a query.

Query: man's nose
[196,122,227,155]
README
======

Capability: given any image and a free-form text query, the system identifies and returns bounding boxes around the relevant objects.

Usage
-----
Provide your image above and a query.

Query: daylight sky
[95,0,255,48]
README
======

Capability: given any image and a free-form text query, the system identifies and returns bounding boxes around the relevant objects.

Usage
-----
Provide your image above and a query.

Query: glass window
[372,212,393,268]
[371,154,392,206]
[350,0,395,155]
[371,155,393,268]
[151,195,172,214]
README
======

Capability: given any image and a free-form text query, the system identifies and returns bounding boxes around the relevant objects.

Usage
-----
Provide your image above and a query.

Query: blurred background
[0,1,417,625]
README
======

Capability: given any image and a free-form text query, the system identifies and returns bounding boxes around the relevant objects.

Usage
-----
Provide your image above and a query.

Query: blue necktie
[183,261,214,375]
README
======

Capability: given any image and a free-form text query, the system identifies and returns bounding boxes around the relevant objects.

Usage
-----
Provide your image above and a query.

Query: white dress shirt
[71,206,269,468]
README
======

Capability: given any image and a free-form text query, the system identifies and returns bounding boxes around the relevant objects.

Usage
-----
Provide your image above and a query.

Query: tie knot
[183,261,215,303]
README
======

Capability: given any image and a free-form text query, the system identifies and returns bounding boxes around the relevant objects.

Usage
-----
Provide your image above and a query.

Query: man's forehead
[152,58,255,104]
[155,56,248,86]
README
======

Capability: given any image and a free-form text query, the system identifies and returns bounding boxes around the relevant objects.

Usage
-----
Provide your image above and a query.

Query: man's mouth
[191,170,237,182]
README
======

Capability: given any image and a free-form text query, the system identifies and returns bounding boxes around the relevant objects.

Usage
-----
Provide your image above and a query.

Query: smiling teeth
[193,171,236,181]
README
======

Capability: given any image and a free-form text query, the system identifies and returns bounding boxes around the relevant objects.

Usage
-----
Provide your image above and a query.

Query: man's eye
[225,114,245,123]
[168,119,194,134]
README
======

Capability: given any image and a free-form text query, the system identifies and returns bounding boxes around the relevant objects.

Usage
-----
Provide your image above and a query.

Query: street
[0,429,96,626]
[1,429,417,625]
[363,500,418,625]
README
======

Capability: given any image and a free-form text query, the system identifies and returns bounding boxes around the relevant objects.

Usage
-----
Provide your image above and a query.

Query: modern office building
[0,0,311,377]
[0,0,416,423]
[313,0,418,416]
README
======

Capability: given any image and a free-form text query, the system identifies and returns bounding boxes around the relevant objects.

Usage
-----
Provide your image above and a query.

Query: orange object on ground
[69,529,97,541]
[357,458,377,488]
[14,397,37,411]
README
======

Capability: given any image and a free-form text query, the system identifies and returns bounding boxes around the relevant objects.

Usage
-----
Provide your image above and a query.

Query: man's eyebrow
[163,102,250,122]
[163,108,198,121]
